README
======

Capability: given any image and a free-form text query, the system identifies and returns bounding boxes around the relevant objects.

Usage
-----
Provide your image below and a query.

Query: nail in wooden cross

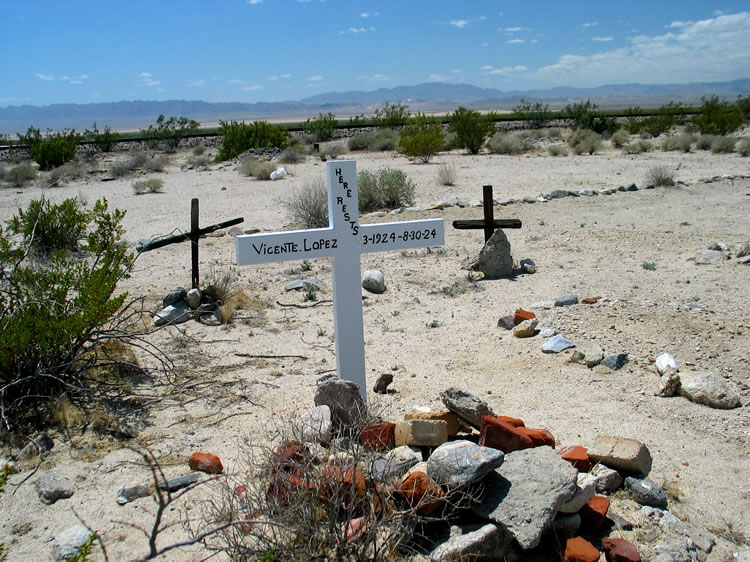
[235,160,444,400]
[451,185,522,242]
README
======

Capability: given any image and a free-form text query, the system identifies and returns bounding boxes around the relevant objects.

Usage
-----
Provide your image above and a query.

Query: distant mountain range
[1,79,748,135]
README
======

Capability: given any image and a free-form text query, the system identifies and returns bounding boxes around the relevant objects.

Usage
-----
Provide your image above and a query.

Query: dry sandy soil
[0,135,749,560]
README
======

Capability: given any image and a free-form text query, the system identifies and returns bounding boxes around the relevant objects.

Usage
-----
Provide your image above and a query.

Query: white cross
[235,160,444,400]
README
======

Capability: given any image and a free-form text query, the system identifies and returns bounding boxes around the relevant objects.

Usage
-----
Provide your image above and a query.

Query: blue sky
[2,1,749,108]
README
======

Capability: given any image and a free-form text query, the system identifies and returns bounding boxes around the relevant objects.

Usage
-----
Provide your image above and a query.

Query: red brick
[582,297,599,304]
[580,495,610,530]
[560,445,592,472]
[320,465,367,508]
[360,422,396,450]
[514,308,536,325]
[497,415,525,428]
[271,441,312,474]
[396,471,445,516]
[565,536,600,562]
[189,452,223,474]
[266,472,317,504]
[602,538,641,562]
[479,416,555,453]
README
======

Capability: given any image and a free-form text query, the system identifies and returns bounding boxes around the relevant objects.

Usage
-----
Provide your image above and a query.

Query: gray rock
[570,341,604,367]
[552,513,581,538]
[693,249,727,265]
[285,278,327,291]
[154,300,192,326]
[497,315,515,330]
[228,226,244,236]
[430,523,512,561]
[116,484,151,504]
[370,446,422,482]
[599,188,617,195]
[555,295,578,307]
[591,464,624,492]
[53,525,92,561]
[736,242,750,258]
[740,255,750,265]
[655,352,678,373]
[373,373,394,394]
[601,353,629,370]
[427,440,505,488]
[362,270,386,294]
[708,241,728,251]
[539,328,557,339]
[558,473,596,513]
[299,405,332,443]
[625,183,638,191]
[472,446,578,550]
[542,334,576,353]
[456,199,470,208]
[678,371,741,409]
[513,318,538,338]
[625,476,668,508]
[162,287,187,307]
[36,472,74,504]
[186,288,201,309]
[314,375,365,425]
[520,258,536,273]
[19,432,54,459]
[477,229,513,279]
[579,189,597,196]
[440,387,495,429]
[531,300,555,309]
[158,472,201,492]
[197,310,222,326]
[548,189,570,199]
[607,510,634,530]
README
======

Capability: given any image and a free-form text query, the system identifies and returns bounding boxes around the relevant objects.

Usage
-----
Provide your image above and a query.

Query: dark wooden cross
[137,198,244,289]
[452,185,522,242]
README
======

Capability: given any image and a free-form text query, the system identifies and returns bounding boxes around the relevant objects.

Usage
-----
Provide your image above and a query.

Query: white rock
[558,473,597,513]
[655,353,678,374]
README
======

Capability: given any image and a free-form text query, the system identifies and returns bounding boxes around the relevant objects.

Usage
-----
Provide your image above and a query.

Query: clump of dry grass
[436,162,457,186]
[646,164,675,187]
[285,178,329,228]
[133,178,164,195]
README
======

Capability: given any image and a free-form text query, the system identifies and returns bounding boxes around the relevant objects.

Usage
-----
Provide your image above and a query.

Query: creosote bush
[132,178,164,195]
[610,129,630,148]
[513,98,553,128]
[398,113,444,163]
[140,114,199,151]
[695,135,717,151]
[661,134,694,152]
[623,140,653,154]
[710,136,736,153]
[449,106,497,154]
[646,165,675,187]
[5,165,37,187]
[487,132,525,155]
[285,178,329,228]
[49,161,88,187]
[373,101,411,128]
[689,95,744,135]
[7,197,90,253]
[18,126,82,170]
[216,120,289,161]
[358,168,416,212]
[279,147,305,164]
[84,122,120,152]
[303,112,337,142]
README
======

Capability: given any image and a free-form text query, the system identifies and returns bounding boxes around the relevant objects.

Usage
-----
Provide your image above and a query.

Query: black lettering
[347,189,352,197]
[339,175,344,184]
[335,168,342,175]
[332,239,338,248]
[343,182,348,189]
[344,212,350,221]
[352,225,359,235]
[337,197,343,205]
[252,243,264,254]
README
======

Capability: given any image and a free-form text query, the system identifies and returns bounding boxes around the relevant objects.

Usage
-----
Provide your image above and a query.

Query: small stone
[370,446,422,482]
[427,440,505,488]
[579,189,597,196]
[555,295,578,307]
[602,538,641,562]
[513,318,538,338]
[36,472,74,504]
[477,229,514,279]
[158,472,201,492]
[430,523,512,561]
[53,525,93,561]
[162,287,187,307]
[591,464,624,492]
[565,536,600,562]
[154,300,192,326]
[539,328,557,338]
[542,334,576,353]
[570,342,604,367]
[116,484,151,504]
[531,300,555,309]
[601,353,629,370]
[693,249,727,264]
[19,432,54,459]
[514,308,536,324]
[553,513,582,539]
[588,435,652,476]
[189,452,224,474]
[625,476,668,508]
[373,373,393,394]
[197,310,222,326]
[299,405,332,443]
[581,296,599,304]
[655,353,678,373]
[362,270,386,294]
[314,375,365,426]
[678,371,741,409]
[625,183,638,191]
[520,258,536,273]
[548,189,570,199]
[497,315,515,330]
[186,288,201,309]
[439,387,495,428]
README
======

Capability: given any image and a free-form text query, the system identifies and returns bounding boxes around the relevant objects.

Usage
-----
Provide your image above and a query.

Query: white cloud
[35,73,89,84]
[228,78,244,85]
[360,11,378,17]
[35,73,55,81]
[268,73,292,80]
[246,0,262,4]
[536,12,750,85]
[357,73,390,82]
[69,80,83,85]
[429,74,449,81]
[450,20,468,28]
[481,65,527,75]
[138,72,152,78]
[242,84,263,91]
[592,36,613,42]
[187,79,206,87]
[506,38,524,44]
[346,27,366,33]
[481,42,488,47]
[504,27,524,32]
[308,75,324,81]
[582,22,598,28]
[666,21,692,28]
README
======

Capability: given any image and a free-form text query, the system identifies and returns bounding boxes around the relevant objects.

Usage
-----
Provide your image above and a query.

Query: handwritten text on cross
[235,160,444,399]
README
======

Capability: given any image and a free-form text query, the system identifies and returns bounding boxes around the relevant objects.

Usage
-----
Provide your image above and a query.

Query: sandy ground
[1,136,749,560]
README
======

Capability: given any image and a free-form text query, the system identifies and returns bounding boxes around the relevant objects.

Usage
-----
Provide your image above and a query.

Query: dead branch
[275,299,333,308]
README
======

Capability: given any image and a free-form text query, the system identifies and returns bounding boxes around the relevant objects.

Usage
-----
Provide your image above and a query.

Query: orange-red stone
[271,441,312,474]
[396,471,445,516]
[580,495,610,530]
[602,538,641,562]
[360,422,396,450]
[479,416,555,453]
[320,465,367,508]
[560,445,592,472]
[514,308,536,325]
[189,452,224,474]
[565,536,600,562]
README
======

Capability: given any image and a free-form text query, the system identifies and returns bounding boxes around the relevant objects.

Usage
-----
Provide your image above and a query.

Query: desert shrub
[237,157,261,176]
[253,161,277,180]
[569,129,602,154]
[325,142,346,159]
[436,162,457,186]
[399,113,444,163]
[547,144,568,156]
[623,139,654,154]
[19,126,82,170]
[373,101,411,128]
[192,143,206,156]
[5,165,37,187]
[737,138,750,156]
[358,168,416,212]
[646,165,675,187]
[374,128,399,151]
[635,102,686,137]
[661,134,694,152]
[348,133,375,151]
[49,161,88,186]
[737,95,750,120]
[110,152,148,177]
[216,120,289,161]
[449,107,497,154]
[514,98,553,128]
[441,131,460,151]
[689,95,743,135]
[279,147,305,163]
[711,136,737,153]
[132,178,164,195]
[0,198,134,429]
[140,114,199,151]
[187,154,210,168]
[303,112,337,142]
[695,135,718,150]
[285,178,329,228]
[610,129,630,148]
[545,127,563,140]
[487,132,524,154]
[144,153,168,172]
[84,122,119,152]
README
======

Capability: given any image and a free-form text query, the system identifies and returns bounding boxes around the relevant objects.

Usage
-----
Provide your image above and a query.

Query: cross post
[235,160,445,400]
[451,185,522,239]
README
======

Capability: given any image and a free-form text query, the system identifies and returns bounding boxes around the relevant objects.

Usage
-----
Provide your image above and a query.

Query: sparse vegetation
[710,136,736,153]
[5,164,37,187]
[373,101,411,128]
[642,261,657,271]
[140,114,200,151]
[623,140,653,154]
[216,120,289,161]
[547,144,568,156]
[374,128,399,151]
[49,160,88,186]
[737,138,750,156]
[192,143,206,156]
[110,152,148,177]
[646,164,675,187]
[513,98,553,128]
[661,134,694,152]
[487,132,525,155]
[285,178,329,228]
[689,95,744,135]
[348,132,375,151]
[144,153,168,172]
[695,135,718,151]
[84,122,120,152]
[279,147,305,164]
[398,113,444,163]
[569,129,602,155]
[238,158,277,180]
[358,168,416,212]
[610,129,630,148]
[565,100,619,134]
[132,178,164,195]
[436,162,457,186]
[303,112,337,142]
[449,107,497,154]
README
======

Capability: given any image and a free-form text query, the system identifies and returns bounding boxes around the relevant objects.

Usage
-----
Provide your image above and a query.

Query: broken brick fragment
[560,445,592,472]
[396,471,445,516]
[320,465,367,508]
[360,422,396,450]
[514,308,536,325]
[188,452,223,474]
[564,536,600,562]
[580,495,610,530]
[479,416,555,453]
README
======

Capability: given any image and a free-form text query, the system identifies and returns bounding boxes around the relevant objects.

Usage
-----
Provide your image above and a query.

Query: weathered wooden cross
[137,198,244,289]
[451,185,522,242]
[235,160,444,399]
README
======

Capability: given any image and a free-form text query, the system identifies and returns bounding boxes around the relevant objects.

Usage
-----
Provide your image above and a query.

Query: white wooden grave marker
[235,160,444,400]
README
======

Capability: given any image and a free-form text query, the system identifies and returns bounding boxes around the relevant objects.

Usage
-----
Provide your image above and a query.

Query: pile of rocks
[153,286,223,327]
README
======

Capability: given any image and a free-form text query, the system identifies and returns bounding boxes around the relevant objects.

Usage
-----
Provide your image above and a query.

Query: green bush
[18,126,82,170]
[5,165,37,187]
[303,112,337,142]
[216,120,289,161]
[711,136,736,153]
[132,178,164,195]
[0,198,133,429]
[373,102,411,128]
[569,129,602,154]
[513,98,553,128]
[7,197,90,253]
[398,113,444,163]
[547,144,568,156]
[374,128,399,151]
[689,96,743,135]
[737,138,750,156]
[284,178,329,228]
[140,114,199,151]
[348,133,375,151]
[661,134,694,152]
[611,129,630,148]
[564,100,619,134]
[358,168,416,212]
[84,122,120,152]
[449,107,497,154]
[487,132,524,154]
